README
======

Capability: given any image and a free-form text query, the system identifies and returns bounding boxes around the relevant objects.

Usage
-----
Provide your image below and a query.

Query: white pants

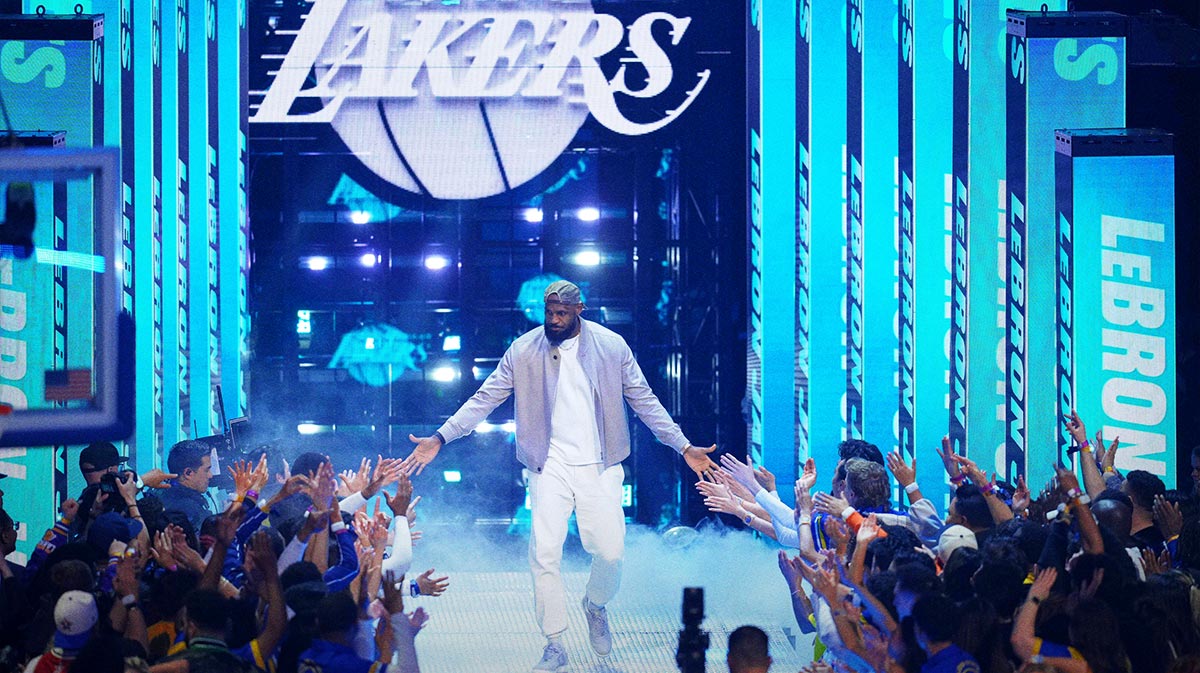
[528,458,626,637]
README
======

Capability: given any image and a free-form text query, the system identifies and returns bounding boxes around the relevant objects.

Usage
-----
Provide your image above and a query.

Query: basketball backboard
[0,146,133,447]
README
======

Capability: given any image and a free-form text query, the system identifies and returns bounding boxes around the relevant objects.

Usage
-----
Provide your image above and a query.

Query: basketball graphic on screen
[315,0,598,200]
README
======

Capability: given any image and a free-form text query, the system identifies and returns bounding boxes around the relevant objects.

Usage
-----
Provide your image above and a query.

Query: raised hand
[797,457,817,492]
[683,444,719,481]
[935,435,963,481]
[313,460,336,509]
[408,607,430,631]
[1079,567,1105,600]
[405,495,421,527]
[249,454,271,493]
[416,568,449,597]
[856,513,881,545]
[813,492,851,518]
[1054,463,1082,495]
[1154,495,1183,540]
[386,472,414,518]
[753,464,777,493]
[794,481,813,519]
[61,498,79,521]
[886,451,916,488]
[231,460,254,499]
[338,457,371,499]
[140,468,178,490]
[275,457,291,485]
[1065,409,1089,446]
[1012,475,1031,515]
[950,454,987,487]
[150,530,177,570]
[712,469,755,503]
[401,434,443,476]
[214,511,239,547]
[382,571,405,615]
[1097,432,1119,473]
[719,453,762,494]
[364,456,404,499]
[1028,566,1057,603]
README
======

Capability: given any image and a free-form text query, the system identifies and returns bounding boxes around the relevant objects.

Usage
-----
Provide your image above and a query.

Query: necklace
[558,336,579,351]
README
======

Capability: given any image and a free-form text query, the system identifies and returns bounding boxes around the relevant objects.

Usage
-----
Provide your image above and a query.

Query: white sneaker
[532,641,568,672]
[582,597,612,656]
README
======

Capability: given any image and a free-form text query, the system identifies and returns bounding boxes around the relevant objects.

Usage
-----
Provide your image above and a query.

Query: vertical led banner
[747,0,797,485]
[949,0,969,458]
[205,0,221,433]
[796,0,812,463]
[1005,11,1125,487]
[189,0,212,436]
[912,0,953,506]
[0,16,103,557]
[746,0,763,469]
[133,0,160,470]
[968,1,1065,475]
[161,0,182,446]
[898,0,915,475]
[1056,130,1175,482]
[809,0,847,462]
[176,0,192,443]
[220,0,250,418]
[862,0,899,458]
[844,0,864,441]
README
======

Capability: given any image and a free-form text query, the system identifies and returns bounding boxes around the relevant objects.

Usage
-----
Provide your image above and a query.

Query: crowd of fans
[702,410,1200,673]
[0,441,446,673]
[2,407,1198,673]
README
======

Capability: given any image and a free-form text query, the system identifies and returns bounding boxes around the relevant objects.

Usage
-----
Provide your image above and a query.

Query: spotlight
[349,210,372,225]
[359,252,377,268]
[430,365,458,383]
[442,335,461,352]
[443,470,462,483]
[522,208,544,223]
[424,254,450,271]
[573,250,601,266]
[576,207,601,222]
[303,256,331,271]
[297,423,323,435]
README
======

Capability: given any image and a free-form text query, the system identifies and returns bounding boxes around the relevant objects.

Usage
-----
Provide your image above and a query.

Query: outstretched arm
[402,347,516,475]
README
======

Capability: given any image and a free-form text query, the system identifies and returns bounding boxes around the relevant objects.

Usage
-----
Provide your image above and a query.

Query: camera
[676,587,709,673]
[98,470,133,494]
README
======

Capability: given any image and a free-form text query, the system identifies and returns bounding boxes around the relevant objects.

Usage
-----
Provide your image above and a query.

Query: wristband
[331,520,347,533]
[410,579,420,597]
[1103,466,1117,475]
[1066,487,1082,499]
[1072,493,1091,506]
[121,594,138,607]
[433,431,446,445]
[1078,440,1092,453]
[980,482,996,495]
[904,482,920,495]
[246,489,259,501]
[167,564,179,572]
[950,473,967,486]
[840,506,856,520]
[799,520,812,527]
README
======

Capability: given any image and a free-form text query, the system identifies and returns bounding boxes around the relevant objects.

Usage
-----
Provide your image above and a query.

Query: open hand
[683,444,719,481]
[401,435,443,476]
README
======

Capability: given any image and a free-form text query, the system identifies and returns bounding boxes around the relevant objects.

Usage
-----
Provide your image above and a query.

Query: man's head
[727,625,771,673]
[1093,489,1134,539]
[893,561,941,618]
[948,484,993,532]
[167,440,213,493]
[316,591,360,638]
[53,590,98,651]
[911,593,958,653]
[1122,469,1166,512]
[843,458,889,510]
[832,439,884,495]
[184,588,230,640]
[0,508,16,556]
[543,280,584,346]
[78,442,127,485]
[1191,446,1200,497]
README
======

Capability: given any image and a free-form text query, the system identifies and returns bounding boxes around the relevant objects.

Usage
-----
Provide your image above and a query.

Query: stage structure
[0,4,248,558]
[1005,10,1126,488]
[1055,129,1176,480]
[750,6,1181,505]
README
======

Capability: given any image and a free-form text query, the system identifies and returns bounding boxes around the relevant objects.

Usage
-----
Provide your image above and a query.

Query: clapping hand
[885,451,916,488]
[813,492,850,518]
[719,454,763,494]
[338,457,372,499]
[753,463,777,493]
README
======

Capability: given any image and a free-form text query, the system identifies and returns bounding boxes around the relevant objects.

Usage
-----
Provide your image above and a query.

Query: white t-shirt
[548,335,603,465]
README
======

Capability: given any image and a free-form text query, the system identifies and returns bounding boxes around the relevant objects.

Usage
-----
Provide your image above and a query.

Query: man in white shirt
[402,280,718,672]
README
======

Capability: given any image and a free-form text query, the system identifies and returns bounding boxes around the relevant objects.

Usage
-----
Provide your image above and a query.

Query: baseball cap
[544,280,583,305]
[86,511,143,555]
[78,442,127,471]
[937,524,979,564]
[53,590,98,649]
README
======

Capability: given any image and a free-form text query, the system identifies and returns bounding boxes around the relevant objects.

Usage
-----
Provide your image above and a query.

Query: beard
[544,316,578,345]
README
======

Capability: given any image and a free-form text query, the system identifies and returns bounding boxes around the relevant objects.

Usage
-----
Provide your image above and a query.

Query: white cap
[54,590,98,636]
[937,525,978,564]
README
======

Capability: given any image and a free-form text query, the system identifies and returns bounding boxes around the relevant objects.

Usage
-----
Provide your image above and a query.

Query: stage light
[296,310,312,335]
[443,470,462,483]
[303,256,330,271]
[297,423,325,435]
[576,207,600,222]
[522,207,544,223]
[424,254,450,270]
[349,210,372,224]
[443,335,461,352]
[430,365,458,382]
[359,252,377,268]
[572,250,601,266]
